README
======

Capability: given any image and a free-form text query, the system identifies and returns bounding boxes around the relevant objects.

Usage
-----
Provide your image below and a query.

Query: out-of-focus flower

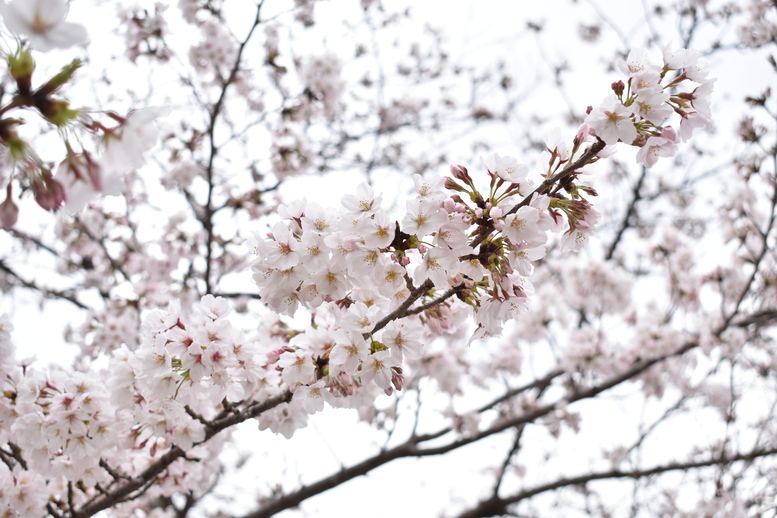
[0,183,18,229]
[0,0,88,52]
[102,106,170,173]
[31,168,66,211]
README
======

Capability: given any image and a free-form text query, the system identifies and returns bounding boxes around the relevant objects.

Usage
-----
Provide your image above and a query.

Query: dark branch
[605,165,647,260]
[0,259,89,310]
[72,389,291,518]
[454,446,777,518]
[243,338,698,518]
[203,1,265,295]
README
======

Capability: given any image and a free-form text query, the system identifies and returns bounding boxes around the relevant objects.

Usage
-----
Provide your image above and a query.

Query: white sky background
[1,0,773,517]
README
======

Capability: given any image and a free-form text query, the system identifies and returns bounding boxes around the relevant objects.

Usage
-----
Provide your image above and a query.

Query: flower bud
[32,170,66,211]
[39,99,79,127]
[38,59,83,97]
[449,164,472,184]
[391,367,403,391]
[0,123,28,161]
[266,346,295,365]
[7,46,35,96]
[444,176,466,193]
[0,184,19,230]
[574,123,591,147]
[661,125,678,142]
[611,80,625,98]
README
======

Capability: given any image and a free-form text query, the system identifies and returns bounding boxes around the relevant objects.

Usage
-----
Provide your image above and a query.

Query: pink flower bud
[661,125,678,142]
[474,208,484,218]
[611,80,625,97]
[444,176,465,193]
[442,198,456,213]
[490,206,503,218]
[400,256,410,266]
[1,184,19,230]
[449,164,471,183]
[494,220,505,231]
[418,244,428,254]
[84,151,104,192]
[574,123,592,146]
[32,172,66,211]
[391,368,403,391]
[266,346,295,365]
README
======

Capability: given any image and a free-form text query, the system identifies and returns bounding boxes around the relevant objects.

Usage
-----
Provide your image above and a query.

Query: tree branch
[605,165,647,260]
[72,389,291,518]
[203,1,265,295]
[0,259,89,310]
[242,337,698,518]
[454,446,777,518]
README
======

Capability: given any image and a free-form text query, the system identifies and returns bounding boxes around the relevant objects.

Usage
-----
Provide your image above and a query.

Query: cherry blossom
[630,91,673,125]
[482,152,529,183]
[617,48,655,76]
[585,94,638,145]
[0,0,87,52]
[0,0,746,514]
[402,197,447,236]
[636,135,677,167]
[100,107,170,173]
[502,206,546,246]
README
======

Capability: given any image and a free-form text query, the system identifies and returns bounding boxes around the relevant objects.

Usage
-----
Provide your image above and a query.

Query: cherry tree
[0,0,776,517]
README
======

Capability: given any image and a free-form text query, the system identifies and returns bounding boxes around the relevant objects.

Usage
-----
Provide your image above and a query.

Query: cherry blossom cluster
[247,41,713,407]
[585,45,713,167]
[126,296,271,414]
[0,0,169,230]
[118,2,172,63]
[0,15,719,510]
[249,134,605,400]
[268,50,347,179]
[0,298,250,515]
[738,0,777,48]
